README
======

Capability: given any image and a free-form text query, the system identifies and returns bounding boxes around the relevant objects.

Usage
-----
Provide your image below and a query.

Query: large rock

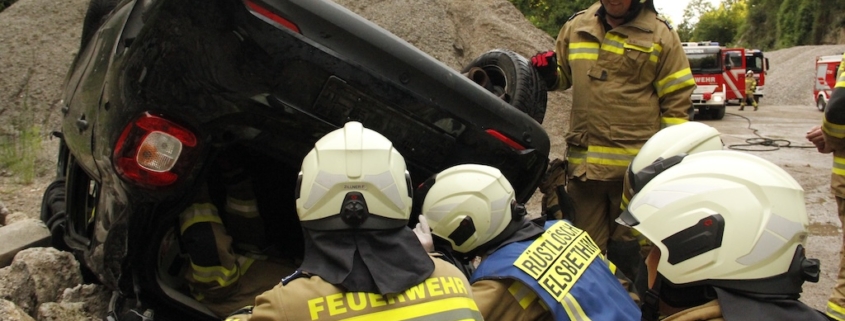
[0,219,51,267]
[0,299,35,321]
[0,247,82,315]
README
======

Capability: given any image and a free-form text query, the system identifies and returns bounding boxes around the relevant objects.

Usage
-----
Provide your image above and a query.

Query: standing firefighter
[530,0,696,281]
[739,70,758,111]
[806,52,845,321]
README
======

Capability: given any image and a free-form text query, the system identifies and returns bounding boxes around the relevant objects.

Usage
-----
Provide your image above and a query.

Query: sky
[656,0,722,26]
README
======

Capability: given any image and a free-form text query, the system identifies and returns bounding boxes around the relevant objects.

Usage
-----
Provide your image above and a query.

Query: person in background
[530,0,696,282]
[416,163,640,321]
[739,69,759,111]
[618,150,828,320]
[806,52,845,321]
[178,152,295,318]
[227,121,482,321]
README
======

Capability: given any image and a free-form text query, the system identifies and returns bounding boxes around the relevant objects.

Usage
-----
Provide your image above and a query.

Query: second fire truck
[682,42,769,120]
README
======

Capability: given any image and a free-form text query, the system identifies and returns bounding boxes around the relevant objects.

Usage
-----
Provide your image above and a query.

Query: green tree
[509,0,595,37]
[693,0,746,46]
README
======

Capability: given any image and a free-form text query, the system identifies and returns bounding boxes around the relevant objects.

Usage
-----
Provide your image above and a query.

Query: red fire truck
[815,54,842,112]
[682,42,768,120]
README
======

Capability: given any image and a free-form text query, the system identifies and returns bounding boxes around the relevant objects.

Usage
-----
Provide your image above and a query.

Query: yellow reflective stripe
[824,118,845,139]
[631,229,650,247]
[656,68,695,97]
[620,193,629,211]
[190,261,240,287]
[562,293,592,321]
[649,43,663,63]
[569,146,638,167]
[567,147,587,165]
[586,146,638,167]
[507,282,538,309]
[338,297,481,321]
[838,55,845,88]
[601,34,626,55]
[600,255,617,275]
[661,117,688,127]
[833,157,845,176]
[828,301,845,321]
[569,42,600,61]
[225,197,260,218]
[180,203,222,233]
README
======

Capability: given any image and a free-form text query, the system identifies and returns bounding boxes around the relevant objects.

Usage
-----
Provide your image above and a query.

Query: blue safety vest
[471,220,640,321]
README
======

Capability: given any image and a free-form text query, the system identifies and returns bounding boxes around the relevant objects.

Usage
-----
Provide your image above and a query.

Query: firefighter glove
[531,50,559,90]
[413,215,434,252]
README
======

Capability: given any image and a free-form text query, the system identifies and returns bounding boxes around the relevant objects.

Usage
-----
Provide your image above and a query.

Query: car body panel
[51,0,550,318]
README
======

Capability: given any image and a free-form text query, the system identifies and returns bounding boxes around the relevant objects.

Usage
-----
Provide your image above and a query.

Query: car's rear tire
[462,49,547,124]
[818,96,827,112]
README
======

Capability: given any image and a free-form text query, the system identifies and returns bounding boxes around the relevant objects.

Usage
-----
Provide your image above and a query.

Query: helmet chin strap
[641,276,662,321]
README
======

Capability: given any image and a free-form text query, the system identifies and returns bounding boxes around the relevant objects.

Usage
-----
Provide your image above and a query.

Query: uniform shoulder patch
[281,269,304,285]
[568,10,586,22]
[656,15,673,30]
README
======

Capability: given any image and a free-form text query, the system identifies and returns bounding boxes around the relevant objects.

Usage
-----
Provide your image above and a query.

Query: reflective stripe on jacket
[470,220,640,321]
[247,256,483,321]
[555,3,695,181]
[822,54,845,198]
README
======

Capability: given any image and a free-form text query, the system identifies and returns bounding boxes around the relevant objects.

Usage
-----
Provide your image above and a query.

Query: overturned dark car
[40,0,550,319]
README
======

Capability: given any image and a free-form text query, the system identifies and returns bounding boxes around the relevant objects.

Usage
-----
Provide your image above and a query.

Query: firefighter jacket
[241,255,483,321]
[470,220,640,321]
[553,3,696,181]
[822,53,845,199]
[745,77,757,95]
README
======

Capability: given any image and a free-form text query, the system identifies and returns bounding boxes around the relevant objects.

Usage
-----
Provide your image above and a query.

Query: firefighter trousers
[827,196,845,320]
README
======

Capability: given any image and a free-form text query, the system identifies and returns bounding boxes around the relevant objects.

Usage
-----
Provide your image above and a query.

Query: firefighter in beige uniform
[227,121,482,321]
[530,0,696,280]
[416,164,640,321]
[178,154,295,318]
[739,70,758,111]
[806,52,845,321]
[619,151,829,321]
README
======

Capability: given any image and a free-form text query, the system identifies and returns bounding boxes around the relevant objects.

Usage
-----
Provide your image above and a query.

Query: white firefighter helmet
[421,164,519,254]
[296,121,412,230]
[627,122,722,193]
[747,70,754,77]
[619,150,814,294]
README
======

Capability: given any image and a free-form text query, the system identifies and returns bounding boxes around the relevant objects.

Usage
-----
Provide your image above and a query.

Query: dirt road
[698,103,836,310]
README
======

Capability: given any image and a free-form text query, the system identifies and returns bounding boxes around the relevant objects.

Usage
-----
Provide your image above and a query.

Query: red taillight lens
[114,113,198,187]
[485,129,526,151]
[244,0,301,34]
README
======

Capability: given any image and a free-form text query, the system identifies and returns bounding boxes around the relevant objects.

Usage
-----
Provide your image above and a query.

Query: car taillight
[486,129,526,151]
[114,113,198,187]
[244,0,301,34]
